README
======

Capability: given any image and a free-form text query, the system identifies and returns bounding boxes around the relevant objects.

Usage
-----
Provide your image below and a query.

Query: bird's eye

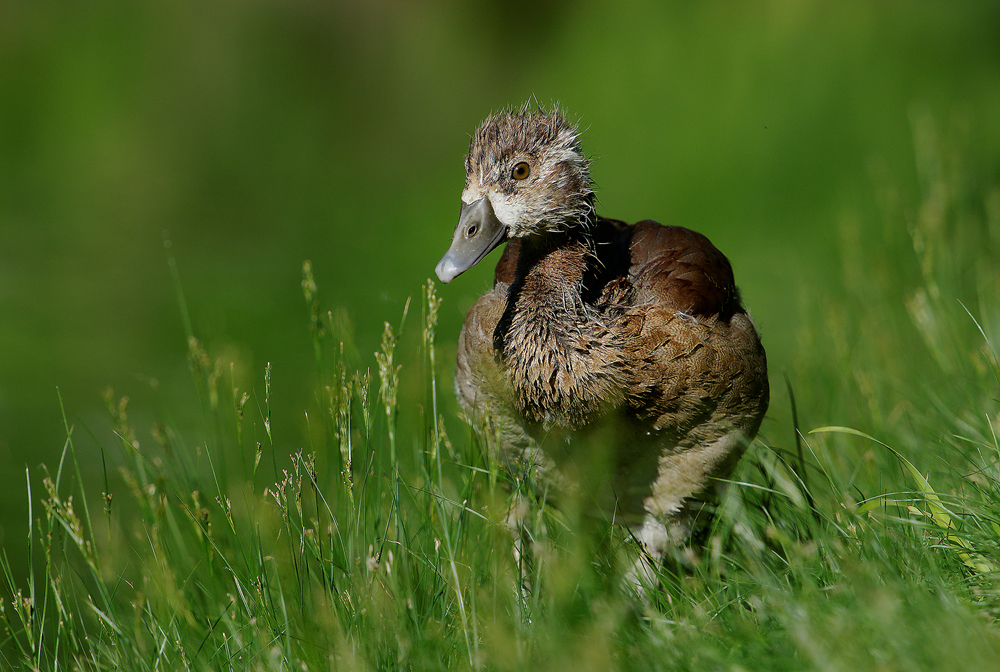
[466,224,478,237]
[511,162,530,180]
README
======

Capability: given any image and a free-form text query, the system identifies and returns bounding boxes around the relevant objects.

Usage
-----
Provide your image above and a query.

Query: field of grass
[3,112,1000,670]
[3,2,1000,669]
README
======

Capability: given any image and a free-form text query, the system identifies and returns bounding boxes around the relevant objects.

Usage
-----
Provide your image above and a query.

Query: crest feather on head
[466,102,589,180]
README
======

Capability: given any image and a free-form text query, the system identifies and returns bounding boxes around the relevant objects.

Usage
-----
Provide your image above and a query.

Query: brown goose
[435,103,769,591]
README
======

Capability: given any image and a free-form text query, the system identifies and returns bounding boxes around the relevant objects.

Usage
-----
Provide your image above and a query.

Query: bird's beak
[435,197,507,283]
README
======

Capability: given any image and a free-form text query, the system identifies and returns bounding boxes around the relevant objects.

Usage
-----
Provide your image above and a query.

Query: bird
[434,102,769,594]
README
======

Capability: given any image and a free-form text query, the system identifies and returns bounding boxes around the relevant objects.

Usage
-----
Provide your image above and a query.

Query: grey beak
[435,197,507,283]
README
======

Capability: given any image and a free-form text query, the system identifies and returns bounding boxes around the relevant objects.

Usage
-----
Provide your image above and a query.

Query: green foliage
[0,120,1000,670]
[4,118,1000,669]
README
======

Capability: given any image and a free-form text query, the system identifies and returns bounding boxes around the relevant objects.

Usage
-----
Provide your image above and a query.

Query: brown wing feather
[627,221,742,319]
[619,221,768,442]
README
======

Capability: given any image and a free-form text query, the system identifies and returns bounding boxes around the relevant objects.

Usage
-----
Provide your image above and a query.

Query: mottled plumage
[435,103,769,592]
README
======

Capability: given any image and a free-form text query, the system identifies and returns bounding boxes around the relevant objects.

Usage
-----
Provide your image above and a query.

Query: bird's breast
[499,291,634,429]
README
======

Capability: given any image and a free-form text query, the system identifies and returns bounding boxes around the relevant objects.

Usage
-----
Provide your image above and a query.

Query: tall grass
[4,116,1000,670]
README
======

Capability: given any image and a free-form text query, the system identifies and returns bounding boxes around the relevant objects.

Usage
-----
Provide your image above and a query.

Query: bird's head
[435,103,594,283]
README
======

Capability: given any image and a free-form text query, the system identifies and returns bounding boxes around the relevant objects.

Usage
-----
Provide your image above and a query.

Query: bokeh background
[1,0,998,575]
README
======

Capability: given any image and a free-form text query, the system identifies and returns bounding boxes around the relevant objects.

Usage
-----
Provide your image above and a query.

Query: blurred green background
[0,0,997,575]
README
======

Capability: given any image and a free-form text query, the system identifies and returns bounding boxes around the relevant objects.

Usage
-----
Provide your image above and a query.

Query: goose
[435,102,769,593]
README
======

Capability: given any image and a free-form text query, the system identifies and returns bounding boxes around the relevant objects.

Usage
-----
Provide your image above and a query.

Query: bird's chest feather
[497,277,637,429]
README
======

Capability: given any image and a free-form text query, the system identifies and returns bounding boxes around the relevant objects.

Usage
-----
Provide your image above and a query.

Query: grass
[3,116,1000,671]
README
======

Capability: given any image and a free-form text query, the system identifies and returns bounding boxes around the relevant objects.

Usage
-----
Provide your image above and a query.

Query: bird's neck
[514,231,592,297]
